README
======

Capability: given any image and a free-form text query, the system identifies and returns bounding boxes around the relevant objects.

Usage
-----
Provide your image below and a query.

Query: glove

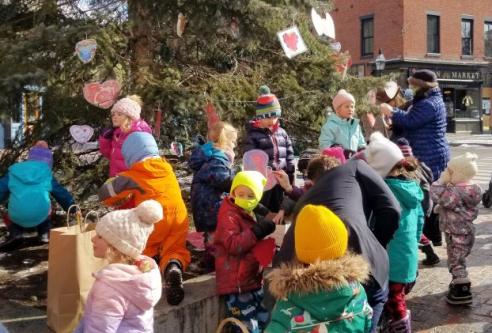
[101,128,115,140]
[251,217,276,240]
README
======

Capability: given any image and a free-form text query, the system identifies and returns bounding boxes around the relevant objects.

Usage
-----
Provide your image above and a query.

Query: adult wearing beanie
[98,132,190,306]
[266,205,372,332]
[269,157,400,333]
[380,69,450,181]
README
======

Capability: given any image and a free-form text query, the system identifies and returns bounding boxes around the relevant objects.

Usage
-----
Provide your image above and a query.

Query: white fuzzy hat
[447,152,478,184]
[332,89,356,110]
[111,96,142,120]
[96,200,163,258]
[366,132,404,177]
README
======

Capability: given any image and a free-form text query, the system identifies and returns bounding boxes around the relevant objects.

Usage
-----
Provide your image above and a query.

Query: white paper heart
[70,125,94,143]
[311,8,336,39]
[75,39,97,64]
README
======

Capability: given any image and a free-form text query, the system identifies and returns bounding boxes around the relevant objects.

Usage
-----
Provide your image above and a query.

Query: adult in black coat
[269,158,401,333]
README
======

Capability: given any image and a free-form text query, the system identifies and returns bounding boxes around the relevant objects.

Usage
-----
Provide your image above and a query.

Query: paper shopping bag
[47,207,106,333]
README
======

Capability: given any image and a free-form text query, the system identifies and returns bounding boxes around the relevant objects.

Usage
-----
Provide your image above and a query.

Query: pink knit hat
[321,146,347,164]
[111,96,142,120]
[332,89,355,110]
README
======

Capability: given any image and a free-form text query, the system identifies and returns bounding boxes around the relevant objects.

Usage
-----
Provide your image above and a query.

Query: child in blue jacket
[0,141,74,250]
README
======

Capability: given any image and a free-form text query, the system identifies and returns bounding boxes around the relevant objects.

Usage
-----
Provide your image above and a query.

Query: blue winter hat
[28,146,53,168]
[122,132,159,168]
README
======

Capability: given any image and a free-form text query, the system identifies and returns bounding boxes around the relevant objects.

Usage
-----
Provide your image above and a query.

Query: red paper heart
[252,237,276,267]
[83,80,121,109]
[283,32,299,51]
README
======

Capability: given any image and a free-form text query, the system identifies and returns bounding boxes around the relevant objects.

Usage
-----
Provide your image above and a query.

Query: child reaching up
[98,132,190,306]
[366,132,424,333]
[431,153,482,306]
[99,95,152,177]
[319,89,366,158]
[266,204,372,332]
[215,171,276,333]
[189,122,238,269]
[74,200,162,333]
[243,85,295,213]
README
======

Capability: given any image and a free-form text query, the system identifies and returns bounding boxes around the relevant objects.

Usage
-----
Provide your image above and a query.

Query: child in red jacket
[215,171,276,333]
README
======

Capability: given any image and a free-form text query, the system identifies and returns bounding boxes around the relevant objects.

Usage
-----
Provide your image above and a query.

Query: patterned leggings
[225,288,269,333]
[445,232,475,280]
[384,281,415,320]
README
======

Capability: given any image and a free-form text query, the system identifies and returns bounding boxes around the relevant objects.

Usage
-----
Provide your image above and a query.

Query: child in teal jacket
[266,204,372,333]
[318,89,366,157]
[366,132,423,333]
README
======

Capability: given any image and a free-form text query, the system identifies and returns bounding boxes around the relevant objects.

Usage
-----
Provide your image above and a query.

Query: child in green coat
[265,204,372,333]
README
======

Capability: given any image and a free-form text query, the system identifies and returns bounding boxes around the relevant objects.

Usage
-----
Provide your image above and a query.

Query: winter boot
[164,260,185,306]
[388,310,411,333]
[447,280,472,306]
[420,244,440,266]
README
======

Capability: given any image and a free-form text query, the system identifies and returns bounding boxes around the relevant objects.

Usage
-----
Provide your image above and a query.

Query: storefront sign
[434,70,482,81]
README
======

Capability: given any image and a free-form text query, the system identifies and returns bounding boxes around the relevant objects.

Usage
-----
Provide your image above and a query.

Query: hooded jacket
[431,183,482,235]
[242,122,295,177]
[385,178,424,283]
[99,120,152,177]
[319,114,366,151]
[0,161,74,227]
[189,142,234,232]
[214,196,264,295]
[74,257,162,333]
[265,255,372,333]
[391,88,450,180]
[272,159,400,292]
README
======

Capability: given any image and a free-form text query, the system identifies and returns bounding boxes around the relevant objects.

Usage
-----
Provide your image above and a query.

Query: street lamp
[375,48,386,76]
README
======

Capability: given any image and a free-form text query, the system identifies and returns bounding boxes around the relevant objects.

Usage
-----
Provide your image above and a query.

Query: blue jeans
[363,276,389,333]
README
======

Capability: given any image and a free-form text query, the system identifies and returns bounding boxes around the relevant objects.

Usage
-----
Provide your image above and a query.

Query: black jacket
[273,159,401,290]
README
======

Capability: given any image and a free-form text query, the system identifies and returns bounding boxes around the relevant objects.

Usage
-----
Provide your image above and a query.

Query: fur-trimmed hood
[267,254,369,300]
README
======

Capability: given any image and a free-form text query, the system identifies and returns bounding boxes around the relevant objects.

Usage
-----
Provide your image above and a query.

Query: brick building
[332,0,492,132]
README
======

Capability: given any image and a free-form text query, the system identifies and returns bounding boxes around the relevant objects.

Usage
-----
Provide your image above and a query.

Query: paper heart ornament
[83,80,121,109]
[252,238,276,268]
[265,166,278,191]
[70,125,94,143]
[277,26,307,59]
[171,142,183,157]
[243,150,278,191]
[75,39,97,63]
[186,231,205,251]
[311,8,336,39]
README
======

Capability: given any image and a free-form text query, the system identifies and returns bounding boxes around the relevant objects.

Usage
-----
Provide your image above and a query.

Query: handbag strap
[82,210,100,232]
[65,204,82,228]
[215,317,249,333]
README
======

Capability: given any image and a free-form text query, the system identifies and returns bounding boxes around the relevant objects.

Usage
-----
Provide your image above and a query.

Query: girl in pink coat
[74,200,163,333]
[99,95,152,177]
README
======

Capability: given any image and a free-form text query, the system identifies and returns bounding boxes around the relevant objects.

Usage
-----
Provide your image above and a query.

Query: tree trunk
[128,0,153,89]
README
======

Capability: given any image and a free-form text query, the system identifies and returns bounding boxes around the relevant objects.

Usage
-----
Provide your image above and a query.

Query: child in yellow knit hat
[266,204,372,333]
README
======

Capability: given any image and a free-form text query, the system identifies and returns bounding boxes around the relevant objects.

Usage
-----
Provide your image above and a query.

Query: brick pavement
[409,207,492,332]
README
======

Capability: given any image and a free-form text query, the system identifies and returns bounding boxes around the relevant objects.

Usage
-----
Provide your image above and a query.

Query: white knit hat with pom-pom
[111,95,142,120]
[366,131,404,178]
[447,152,478,184]
[96,200,163,258]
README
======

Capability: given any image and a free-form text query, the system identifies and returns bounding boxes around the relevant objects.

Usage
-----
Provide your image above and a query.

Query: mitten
[251,217,276,240]
[101,127,115,140]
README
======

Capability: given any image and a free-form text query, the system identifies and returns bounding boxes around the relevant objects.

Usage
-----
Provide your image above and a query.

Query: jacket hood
[94,258,162,311]
[8,161,52,185]
[385,178,423,210]
[267,254,369,300]
[131,157,174,179]
[131,119,152,133]
[188,142,229,171]
[327,114,360,126]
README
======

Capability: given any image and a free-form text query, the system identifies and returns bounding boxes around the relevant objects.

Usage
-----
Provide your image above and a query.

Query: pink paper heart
[243,149,269,177]
[70,125,94,143]
[83,80,121,109]
[265,167,278,191]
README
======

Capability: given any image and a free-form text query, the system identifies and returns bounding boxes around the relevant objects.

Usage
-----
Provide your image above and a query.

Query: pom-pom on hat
[447,152,478,184]
[111,95,142,121]
[396,138,413,157]
[28,141,53,168]
[295,204,348,264]
[96,200,163,259]
[366,132,404,177]
[255,85,282,119]
[408,69,438,89]
[230,171,266,201]
[332,89,356,111]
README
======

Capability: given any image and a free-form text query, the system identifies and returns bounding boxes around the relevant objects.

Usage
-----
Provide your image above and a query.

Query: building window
[462,18,473,55]
[485,21,492,57]
[427,15,440,53]
[361,17,374,56]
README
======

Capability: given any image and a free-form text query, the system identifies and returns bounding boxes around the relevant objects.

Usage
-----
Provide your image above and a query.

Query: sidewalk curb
[448,141,492,147]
